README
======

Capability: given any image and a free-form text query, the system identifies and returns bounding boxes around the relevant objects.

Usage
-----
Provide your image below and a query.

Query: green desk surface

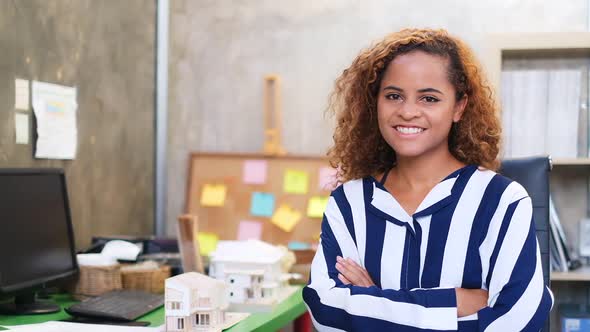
[0,286,306,331]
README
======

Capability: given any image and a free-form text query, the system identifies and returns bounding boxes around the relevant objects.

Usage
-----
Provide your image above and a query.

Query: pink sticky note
[319,167,338,191]
[243,160,268,184]
[237,220,263,240]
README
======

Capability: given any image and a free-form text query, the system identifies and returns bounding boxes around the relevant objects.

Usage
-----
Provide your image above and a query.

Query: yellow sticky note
[200,184,227,207]
[307,196,329,218]
[284,170,309,194]
[198,232,219,256]
[272,204,302,232]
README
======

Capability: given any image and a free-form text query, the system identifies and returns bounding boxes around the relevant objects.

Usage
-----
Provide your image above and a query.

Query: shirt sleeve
[477,186,554,331]
[303,196,459,331]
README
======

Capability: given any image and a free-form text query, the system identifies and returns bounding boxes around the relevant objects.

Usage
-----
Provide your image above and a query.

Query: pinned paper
[272,204,302,232]
[200,184,227,207]
[198,232,219,256]
[15,78,30,110]
[250,192,275,217]
[288,241,311,250]
[243,160,267,184]
[32,81,78,159]
[15,113,29,144]
[237,220,263,241]
[284,169,309,194]
[307,196,329,218]
[319,167,338,191]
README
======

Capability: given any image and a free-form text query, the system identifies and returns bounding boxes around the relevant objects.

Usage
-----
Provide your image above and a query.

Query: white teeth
[396,126,424,134]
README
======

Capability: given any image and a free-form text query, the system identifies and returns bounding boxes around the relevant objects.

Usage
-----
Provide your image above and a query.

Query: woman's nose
[399,102,421,119]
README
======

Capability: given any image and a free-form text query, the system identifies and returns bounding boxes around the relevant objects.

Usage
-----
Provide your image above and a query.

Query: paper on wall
[198,232,219,256]
[307,196,329,218]
[32,81,78,159]
[284,169,309,194]
[237,220,263,240]
[200,184,227,207]
[250,192,275,217]
[243,159,268,184]
[14,113,29,144]
[15,78,30,110]
[271,204,302,232]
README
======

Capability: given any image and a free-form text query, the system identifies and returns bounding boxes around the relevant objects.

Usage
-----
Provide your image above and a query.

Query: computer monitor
[0,169,78,314]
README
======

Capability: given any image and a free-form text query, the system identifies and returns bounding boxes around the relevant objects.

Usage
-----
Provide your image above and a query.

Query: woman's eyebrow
[382,85,403,92]
[382,86,443,95]
[417,87,443,94]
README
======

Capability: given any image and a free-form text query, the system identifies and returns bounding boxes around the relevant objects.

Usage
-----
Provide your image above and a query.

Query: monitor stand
[0,292,60,315]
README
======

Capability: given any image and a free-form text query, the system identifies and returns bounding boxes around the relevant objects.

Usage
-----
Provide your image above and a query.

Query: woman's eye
[422,96,439,103]
[385,93,401,100]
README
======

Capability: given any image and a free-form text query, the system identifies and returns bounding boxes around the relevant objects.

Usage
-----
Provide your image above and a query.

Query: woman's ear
[453,94,468,122]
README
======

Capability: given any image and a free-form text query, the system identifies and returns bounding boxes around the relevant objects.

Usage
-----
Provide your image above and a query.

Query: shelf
[552,158,590,166]
[551,266,590,281]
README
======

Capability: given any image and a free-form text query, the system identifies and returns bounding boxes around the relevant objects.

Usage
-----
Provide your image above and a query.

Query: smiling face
[377,50,467,161]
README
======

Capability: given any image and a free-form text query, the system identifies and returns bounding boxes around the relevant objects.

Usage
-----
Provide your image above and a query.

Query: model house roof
[166,271,225,290]
[210,240,286,264]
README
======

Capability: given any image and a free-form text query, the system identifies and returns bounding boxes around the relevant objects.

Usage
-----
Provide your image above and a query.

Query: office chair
[499,156,551,331]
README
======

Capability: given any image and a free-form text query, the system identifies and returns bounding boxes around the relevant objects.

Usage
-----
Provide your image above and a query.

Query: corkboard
[185,153,333,246]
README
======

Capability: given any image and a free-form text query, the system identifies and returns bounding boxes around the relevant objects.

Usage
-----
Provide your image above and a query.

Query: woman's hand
[335,256,487,317]
[455,288,489,317]
[335,256,375,287]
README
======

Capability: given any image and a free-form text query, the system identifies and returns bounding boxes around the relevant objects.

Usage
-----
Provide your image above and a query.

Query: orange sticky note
[271,204,302,232]
[200,184,227,207]
[307,196,329,218]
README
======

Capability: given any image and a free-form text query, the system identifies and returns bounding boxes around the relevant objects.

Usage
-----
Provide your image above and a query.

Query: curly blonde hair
[328,28,501,182]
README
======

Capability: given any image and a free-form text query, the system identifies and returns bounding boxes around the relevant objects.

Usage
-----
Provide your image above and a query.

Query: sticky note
[200,184,227,207]
[14,113,29,144]
[237,220,263,241]
[319,167,338,191]
[307,196,329,218]
[272,204,302,232]
[284,169,309,194]
[243,160,267,184]
[198,232,218,256]
[288,241,311,250]
[250,192,275,217]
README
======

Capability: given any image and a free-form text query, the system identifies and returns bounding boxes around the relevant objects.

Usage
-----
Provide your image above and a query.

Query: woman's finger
[337,258,371,286]
[344,258,375,287]
[338,273,351,285]
[336,259,365,285]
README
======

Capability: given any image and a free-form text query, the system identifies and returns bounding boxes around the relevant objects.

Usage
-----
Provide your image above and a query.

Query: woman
[303,28,553,331]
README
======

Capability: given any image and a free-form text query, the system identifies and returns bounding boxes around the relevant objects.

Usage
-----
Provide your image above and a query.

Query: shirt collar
[366,165,475,225]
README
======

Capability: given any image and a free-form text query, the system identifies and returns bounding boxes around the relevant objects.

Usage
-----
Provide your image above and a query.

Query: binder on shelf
[549,195,582,272]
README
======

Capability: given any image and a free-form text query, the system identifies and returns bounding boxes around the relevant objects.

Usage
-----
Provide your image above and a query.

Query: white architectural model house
[208,240,298,312]
[165,272,248,332]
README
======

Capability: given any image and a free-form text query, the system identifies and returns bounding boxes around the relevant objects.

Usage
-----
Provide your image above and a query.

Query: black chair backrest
[498,156,551,331]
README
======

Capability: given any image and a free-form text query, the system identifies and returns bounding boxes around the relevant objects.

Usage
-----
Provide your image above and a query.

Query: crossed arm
[335,256,489,318]
[303,193,553,331]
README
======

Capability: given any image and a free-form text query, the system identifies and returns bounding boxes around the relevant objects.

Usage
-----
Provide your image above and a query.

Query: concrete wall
[167,0,589,235]
[0,0,156,248]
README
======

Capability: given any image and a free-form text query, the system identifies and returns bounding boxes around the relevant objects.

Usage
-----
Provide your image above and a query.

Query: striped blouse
[303,164,553,331]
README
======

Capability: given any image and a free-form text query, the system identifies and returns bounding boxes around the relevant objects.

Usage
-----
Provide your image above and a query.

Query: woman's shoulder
[472,165,529,199]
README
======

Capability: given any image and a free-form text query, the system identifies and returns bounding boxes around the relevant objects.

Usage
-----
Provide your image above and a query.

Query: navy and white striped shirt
[303,164,553,331]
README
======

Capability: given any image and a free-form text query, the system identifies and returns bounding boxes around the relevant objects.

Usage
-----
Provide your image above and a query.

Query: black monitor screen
[0,170,77,292]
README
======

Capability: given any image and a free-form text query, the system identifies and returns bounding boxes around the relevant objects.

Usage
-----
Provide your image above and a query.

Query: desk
[0,286,309,331]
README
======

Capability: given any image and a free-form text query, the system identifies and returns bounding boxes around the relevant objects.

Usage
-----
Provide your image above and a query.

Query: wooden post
[177,214,204,273]
[263,74,287,156]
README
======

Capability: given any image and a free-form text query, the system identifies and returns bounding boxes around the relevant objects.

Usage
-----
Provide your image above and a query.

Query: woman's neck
[391,150,465,191]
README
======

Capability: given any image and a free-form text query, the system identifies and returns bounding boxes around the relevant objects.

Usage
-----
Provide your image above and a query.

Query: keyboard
[66,290,164,321]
